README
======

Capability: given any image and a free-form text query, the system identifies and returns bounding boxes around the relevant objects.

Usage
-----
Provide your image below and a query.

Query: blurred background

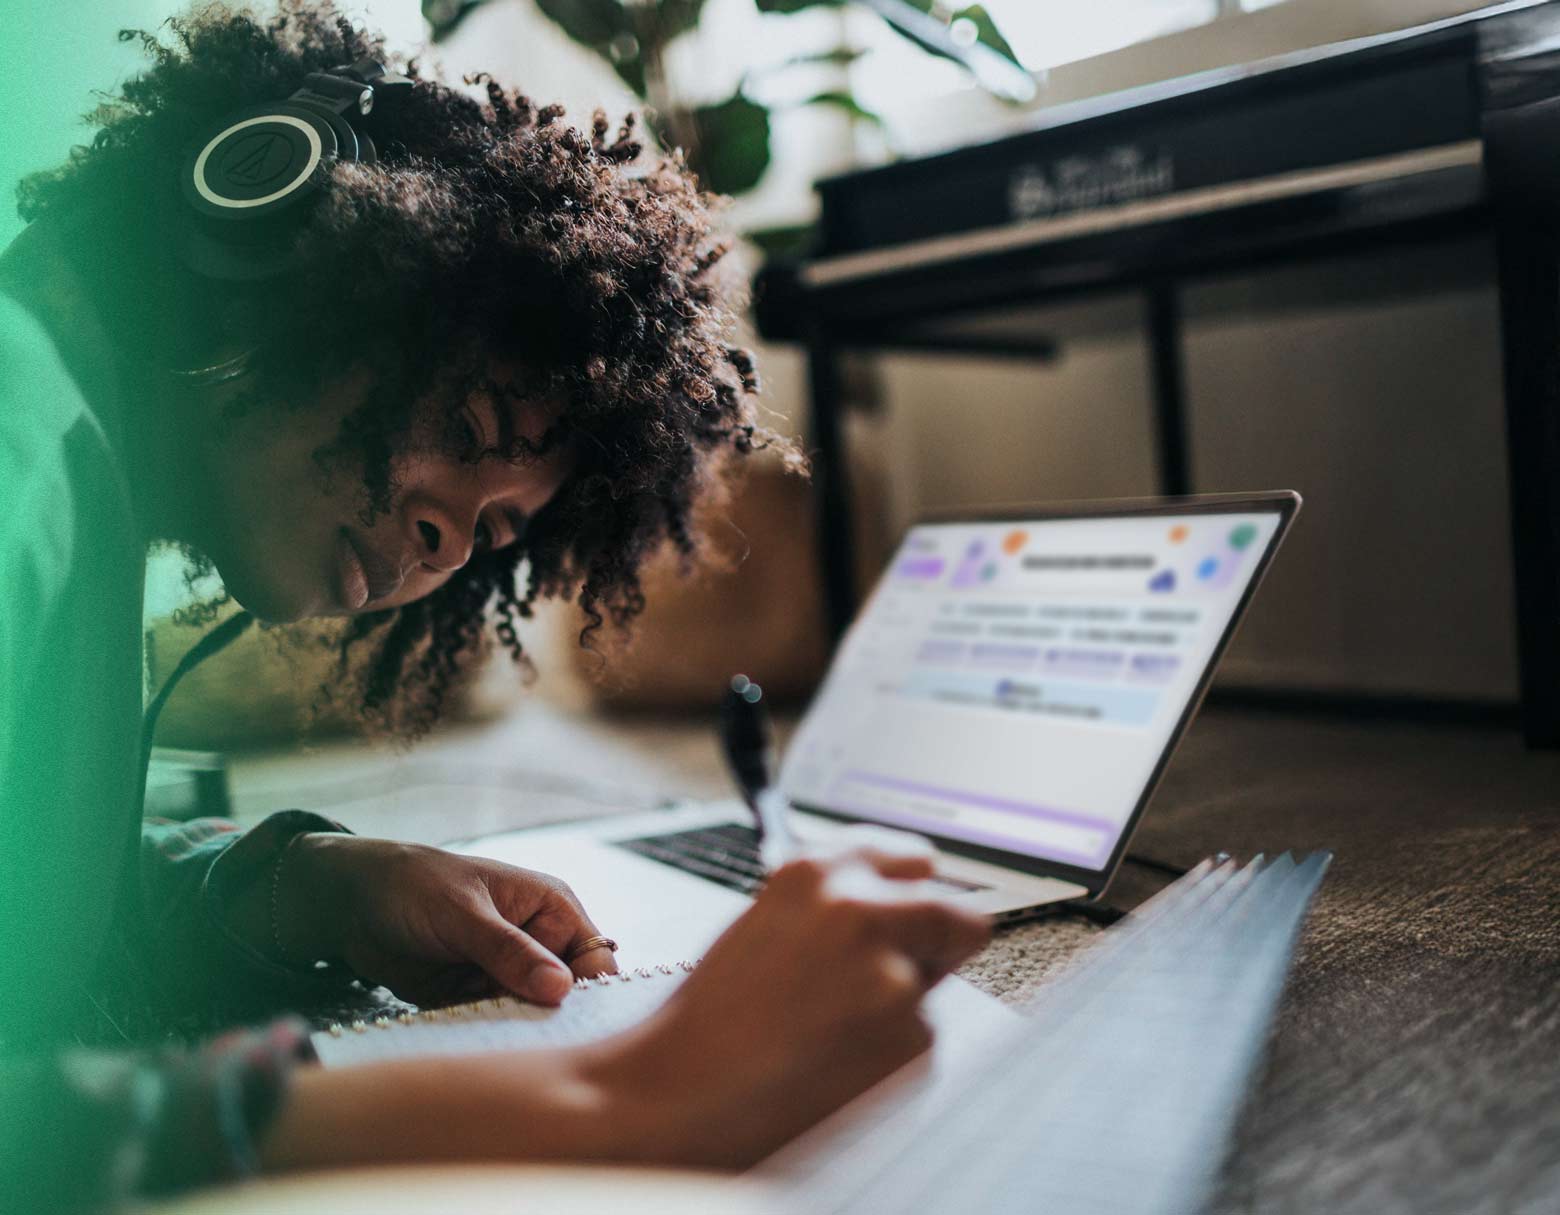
[1,0,1521,753]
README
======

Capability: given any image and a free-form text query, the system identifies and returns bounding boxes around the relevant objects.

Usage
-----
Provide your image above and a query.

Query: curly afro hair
[19,1,794,738]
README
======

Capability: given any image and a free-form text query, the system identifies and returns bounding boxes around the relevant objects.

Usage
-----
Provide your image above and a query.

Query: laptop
[457,492,1301,968]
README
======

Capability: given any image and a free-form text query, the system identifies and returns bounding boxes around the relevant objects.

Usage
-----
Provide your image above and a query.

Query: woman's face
[191,368,573,623]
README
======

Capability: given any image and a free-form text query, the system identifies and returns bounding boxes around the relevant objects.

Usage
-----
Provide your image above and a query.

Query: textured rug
[1072,706,1560,1215]
[959,915,1105,1004]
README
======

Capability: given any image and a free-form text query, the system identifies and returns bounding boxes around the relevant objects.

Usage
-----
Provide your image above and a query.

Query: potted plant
[424,0,1030,246]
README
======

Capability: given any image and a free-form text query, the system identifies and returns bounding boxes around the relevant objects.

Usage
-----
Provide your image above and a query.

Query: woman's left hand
[273,835,617,1005]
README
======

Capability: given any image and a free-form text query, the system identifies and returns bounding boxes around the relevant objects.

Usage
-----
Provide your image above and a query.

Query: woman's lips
[335,529,370,611]
[335,527,406,610]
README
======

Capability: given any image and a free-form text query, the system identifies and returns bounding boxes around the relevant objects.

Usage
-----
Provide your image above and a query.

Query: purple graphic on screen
[827,770,1116,867]
[971,643,1039,667]
[1147,568,1176,593]
[896,556,946,581]
[950,540,988,589]
[1042,647,1125,679]
[1127,653,1181,683]
[916,639,965,664]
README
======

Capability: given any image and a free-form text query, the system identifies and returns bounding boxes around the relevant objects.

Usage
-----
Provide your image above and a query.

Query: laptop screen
[780,502,1291,875]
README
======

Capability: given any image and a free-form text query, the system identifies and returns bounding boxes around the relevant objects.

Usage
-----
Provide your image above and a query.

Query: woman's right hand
[580,848,991,1170]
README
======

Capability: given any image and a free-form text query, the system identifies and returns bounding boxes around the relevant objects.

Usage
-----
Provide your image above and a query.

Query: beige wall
[1183,240,1517,700]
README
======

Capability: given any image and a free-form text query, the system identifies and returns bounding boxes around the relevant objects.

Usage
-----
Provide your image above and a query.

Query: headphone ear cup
[309,104,363,166]
[178,100,369,281]
[183,102,341,222]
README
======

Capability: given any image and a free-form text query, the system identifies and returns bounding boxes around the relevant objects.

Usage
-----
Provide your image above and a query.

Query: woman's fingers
[563,938,619,980]
[801,835,937,882]
[866,898,990,984]
[455,911,574,1005]
[483,864,619,980]
[767,853,990,988]
[824,824,937,864]
[853,848,936,881]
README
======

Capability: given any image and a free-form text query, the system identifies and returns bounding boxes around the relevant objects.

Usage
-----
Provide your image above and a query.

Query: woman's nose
[411,505,473,572]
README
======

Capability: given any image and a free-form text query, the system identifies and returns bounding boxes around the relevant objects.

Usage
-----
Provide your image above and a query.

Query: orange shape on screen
[1002,530,1028,555]
[1168,525,1190,544]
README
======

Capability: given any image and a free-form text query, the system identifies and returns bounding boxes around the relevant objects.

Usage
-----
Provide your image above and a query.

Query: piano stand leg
[1485,98,1560,748]
[805,331,859,645]
[1146,283,1194,499]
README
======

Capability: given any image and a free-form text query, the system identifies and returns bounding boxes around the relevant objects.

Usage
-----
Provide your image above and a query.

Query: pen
[719,674,800,871]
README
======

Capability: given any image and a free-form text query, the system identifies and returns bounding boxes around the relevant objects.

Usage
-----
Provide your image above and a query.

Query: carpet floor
[954,706,1560,1215]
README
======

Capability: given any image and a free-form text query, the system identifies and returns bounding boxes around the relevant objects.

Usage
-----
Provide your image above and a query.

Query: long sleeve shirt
[0,288,341,1212]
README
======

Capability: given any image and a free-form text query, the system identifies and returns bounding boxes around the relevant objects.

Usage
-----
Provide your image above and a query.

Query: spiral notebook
[311,959,704,1069]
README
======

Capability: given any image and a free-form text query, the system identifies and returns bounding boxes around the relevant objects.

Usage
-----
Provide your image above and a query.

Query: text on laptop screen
[780,509,1284,872]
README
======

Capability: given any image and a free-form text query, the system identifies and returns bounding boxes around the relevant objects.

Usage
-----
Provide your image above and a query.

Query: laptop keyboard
[615,823,990,897]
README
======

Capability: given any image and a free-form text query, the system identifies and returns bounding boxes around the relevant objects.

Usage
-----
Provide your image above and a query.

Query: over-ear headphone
[179,58,413,281]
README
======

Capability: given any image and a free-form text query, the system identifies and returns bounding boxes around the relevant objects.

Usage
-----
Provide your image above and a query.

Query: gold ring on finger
[564,935,618,963]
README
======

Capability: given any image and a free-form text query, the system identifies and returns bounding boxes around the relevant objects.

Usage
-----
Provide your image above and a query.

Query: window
[983,1,1223,73]
[851,0,1297,122]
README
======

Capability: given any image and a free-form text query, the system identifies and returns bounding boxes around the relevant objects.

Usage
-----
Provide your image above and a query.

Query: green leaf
[611,54,648,98]
[653,0,712,42]
[744,45,864,90]
[532,0,650,98]
[533,0,708,51]
[897,0,1023,70]
[529,1,714,100]
[755,0,846,13]
[744,222,818,258]
[796,89,885,127]
[534,0,633,49]
[772,46,866,70]
[685,93,772,196]
[947,3,1022,69]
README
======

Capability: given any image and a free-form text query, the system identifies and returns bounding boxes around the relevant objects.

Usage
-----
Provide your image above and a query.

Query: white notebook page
[312,969,1017,1073]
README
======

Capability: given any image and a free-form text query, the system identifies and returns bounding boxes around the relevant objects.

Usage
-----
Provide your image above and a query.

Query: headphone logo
[219,131,298,191]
